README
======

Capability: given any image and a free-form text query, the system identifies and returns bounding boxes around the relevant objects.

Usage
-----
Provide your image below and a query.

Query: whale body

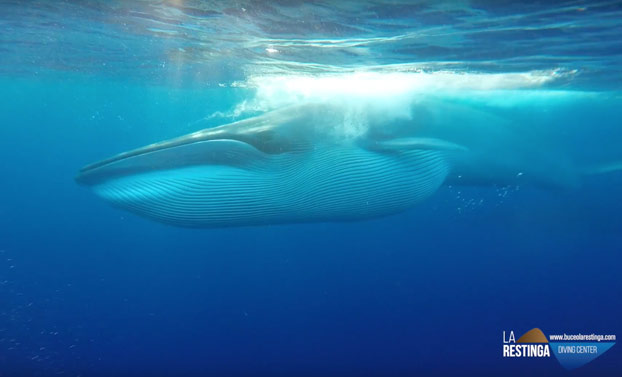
[76,101,597,227]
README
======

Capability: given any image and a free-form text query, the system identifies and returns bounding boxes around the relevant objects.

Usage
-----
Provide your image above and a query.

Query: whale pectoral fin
[76,139,267,185]
[369,137,468,153]
[582,161,622,176]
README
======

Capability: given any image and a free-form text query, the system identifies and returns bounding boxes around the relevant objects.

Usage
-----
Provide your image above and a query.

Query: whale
[76,100,606,227]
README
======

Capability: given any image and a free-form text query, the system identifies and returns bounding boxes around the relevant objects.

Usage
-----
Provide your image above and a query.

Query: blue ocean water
[1,1,621,376]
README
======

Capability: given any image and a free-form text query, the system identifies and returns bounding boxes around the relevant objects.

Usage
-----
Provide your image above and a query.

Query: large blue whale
[76,101,610,227]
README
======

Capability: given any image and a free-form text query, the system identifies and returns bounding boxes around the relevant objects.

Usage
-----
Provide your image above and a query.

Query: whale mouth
[75,138,270,186]
[76,104,330,185]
